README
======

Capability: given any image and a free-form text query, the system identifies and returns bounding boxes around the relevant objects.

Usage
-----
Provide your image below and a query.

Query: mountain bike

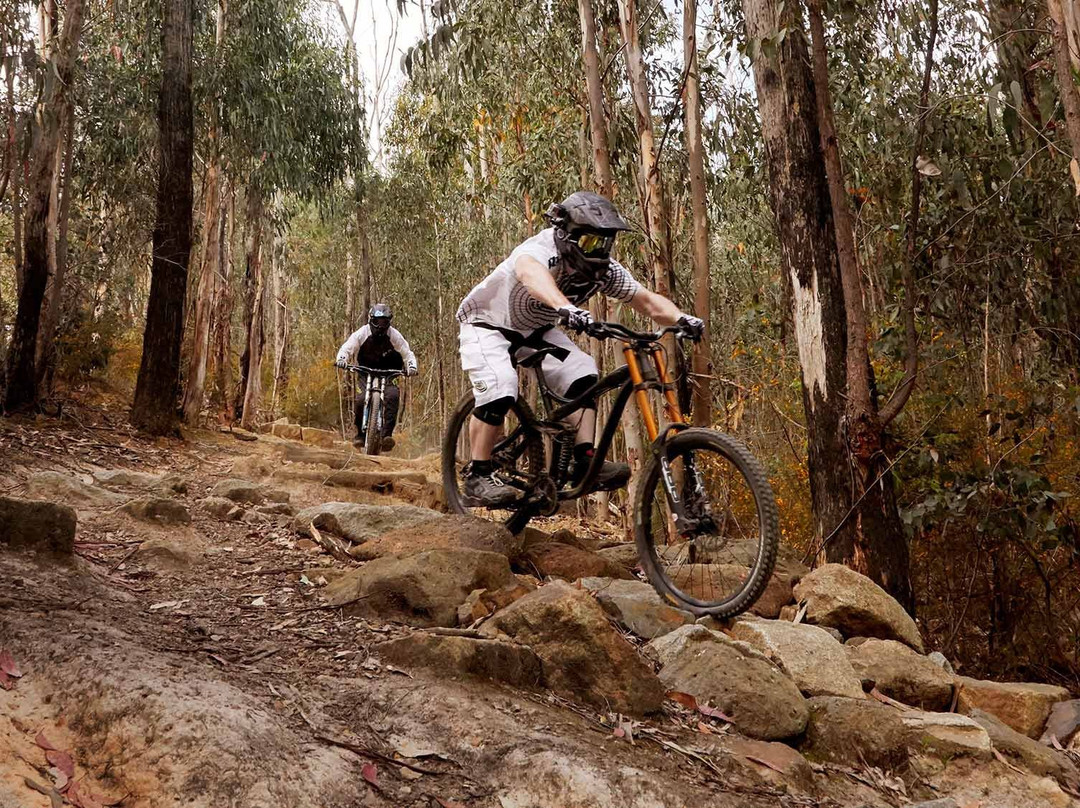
[441,319,779,618]
[345,365,402,456]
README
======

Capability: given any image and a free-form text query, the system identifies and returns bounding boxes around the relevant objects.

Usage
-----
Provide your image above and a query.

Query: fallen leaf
[697,704,732,722]
[613,727,625,738]
[361,762,379,788]
[744,753,787,774]
[67,781,104,808]
[0,669,11,690]
[666,691,698,711]
[48,766,69,793]
[0,649,24,677]
[1071,158,1080,197]
[47,749,75,777]
[916,155,942,176]
[250,596,266,607]
[36,731,59,751]
[398,766,423,780]
[148,601,179,611]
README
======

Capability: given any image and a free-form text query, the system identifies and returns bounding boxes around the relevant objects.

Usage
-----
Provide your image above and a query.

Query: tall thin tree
[131,0,195,434]
[3,0,84,412]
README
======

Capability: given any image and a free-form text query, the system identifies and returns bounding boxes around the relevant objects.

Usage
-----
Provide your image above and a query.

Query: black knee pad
[473,395,514,426]
[564,375,599,409]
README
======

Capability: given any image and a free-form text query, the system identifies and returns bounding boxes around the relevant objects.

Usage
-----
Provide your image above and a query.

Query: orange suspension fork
[623,344,659,442]
[653,349,686,426]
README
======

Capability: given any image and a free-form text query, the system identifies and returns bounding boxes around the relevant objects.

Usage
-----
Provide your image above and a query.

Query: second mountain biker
[455,191,703,507]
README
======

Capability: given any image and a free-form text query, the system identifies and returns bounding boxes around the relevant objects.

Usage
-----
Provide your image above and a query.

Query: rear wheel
[634,428,779,618]
[364,391,383,456]
[442,392,545,534]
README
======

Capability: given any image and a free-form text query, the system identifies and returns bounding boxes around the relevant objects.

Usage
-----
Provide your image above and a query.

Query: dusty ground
[0,402,1077,808]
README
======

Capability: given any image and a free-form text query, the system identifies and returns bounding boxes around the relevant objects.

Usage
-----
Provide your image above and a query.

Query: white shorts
[458,322,598,407]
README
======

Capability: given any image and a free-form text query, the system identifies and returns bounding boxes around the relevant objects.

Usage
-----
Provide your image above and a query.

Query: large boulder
[1041,699,1080,748]
[375,634,543,689]
[25,471,126,509]
[801,697,990,769]
[728,618,865,699]
[969,709,1080,788]
[293,502,436,544]
[122,497,192,526]
[271,422,303,440]
[956,676,1071,738]
[792,563,924,651]
[457,581,536,626]
[845,639,955,710]
[645,624,808,740]
[480,580,665,716]
[523,542,633,581]
[348,515,507,561]
[323,548,516,626]
[135,536,202,570]
[578,577,694,639]
[200,496,242,521]
[596,543,640,572]
[0,496,76,554]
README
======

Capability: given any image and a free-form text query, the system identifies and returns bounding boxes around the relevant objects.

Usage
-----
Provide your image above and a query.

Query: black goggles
[569,231,615,257]
[371,317,391,330]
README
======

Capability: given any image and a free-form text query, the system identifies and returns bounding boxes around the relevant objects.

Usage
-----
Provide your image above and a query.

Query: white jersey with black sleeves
[455,228,643,334]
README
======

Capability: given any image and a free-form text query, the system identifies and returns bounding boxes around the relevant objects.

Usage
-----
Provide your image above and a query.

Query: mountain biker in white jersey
[455,191,704,507]
[335,303,418,450]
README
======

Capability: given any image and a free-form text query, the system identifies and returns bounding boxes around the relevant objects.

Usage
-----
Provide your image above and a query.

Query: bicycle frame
[502,341,686,503]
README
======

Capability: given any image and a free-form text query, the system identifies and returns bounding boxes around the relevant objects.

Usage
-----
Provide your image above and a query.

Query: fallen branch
[314,733,445,775]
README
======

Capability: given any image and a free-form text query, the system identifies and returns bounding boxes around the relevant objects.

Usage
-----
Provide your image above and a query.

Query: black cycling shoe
[573,460,631,492]
[462,469,522,508]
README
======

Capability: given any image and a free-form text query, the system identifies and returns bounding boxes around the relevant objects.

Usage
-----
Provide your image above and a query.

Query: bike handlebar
[344,365,404,377]
[570,319,699,344]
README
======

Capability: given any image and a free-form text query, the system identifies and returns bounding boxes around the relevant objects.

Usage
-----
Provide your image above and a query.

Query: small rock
[241,510,272,525]
[122,497,192,526]
[1026,775,1074,808]
[956,676,1071,738]
[0,496,77,554]
[375,634,543,688]
[227,505,245,521]
[793,563,924,651]
[899,711,991,760]
[25,471,126,509]
[645,624,809,740]
[480,580,665,716]
[578,577,694,639]
[136,536,201,570]
[350,515,505,561]
[210,478,271,505]
[294,502,436,545]
[596,543,639,572]
[926,651,954,674]
[1041,699,1080,748]
[521,526,599,553]
[969,709,1079,788]
[846,639,955,710]
[524,542,633,581]
[324,548,516,626]
[200,496,238,519]
[93,469,186,494]
[301,427,337,448]
[729,617,865,699]
[457,581,535,626]
[709,736,816,794]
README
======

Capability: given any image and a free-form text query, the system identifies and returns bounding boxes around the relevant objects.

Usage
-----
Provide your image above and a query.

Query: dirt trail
[0,408,1077,808]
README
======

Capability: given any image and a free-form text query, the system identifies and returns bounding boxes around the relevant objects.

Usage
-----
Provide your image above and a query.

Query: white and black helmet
[369,303,392,335]
[545,191,630,277]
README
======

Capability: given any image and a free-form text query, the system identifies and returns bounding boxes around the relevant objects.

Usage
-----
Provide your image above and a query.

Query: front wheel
[441,392,545,534]
[634,428,779,618]
[363,390,383,456]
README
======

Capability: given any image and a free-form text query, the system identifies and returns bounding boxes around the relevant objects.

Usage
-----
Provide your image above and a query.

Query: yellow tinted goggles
[572,232,615,256]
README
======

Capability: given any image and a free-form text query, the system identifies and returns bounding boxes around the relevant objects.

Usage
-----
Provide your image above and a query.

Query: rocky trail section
[1,411,1079,807]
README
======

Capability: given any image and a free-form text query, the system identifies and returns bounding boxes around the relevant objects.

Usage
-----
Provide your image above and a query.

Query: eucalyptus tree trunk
[5,50,23,294]
[131,0,194,435]
[35,105,75,395]
[210,192,234,421]
[236,184,265,428]
[1048,0,1080,162]
[743,0,912,609]
[578,0,612,194]
[683,0,711,427]
[182,0,227,424]
[357,203,372,315]
[271,225,288,417]
[4,0,84,412]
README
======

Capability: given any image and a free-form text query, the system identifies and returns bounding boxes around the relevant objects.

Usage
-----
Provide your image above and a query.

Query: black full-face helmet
[545,191,630,278]
[369,303,392,335]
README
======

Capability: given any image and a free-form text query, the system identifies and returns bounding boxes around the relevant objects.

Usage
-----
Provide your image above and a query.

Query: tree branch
[881,0,938,426]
